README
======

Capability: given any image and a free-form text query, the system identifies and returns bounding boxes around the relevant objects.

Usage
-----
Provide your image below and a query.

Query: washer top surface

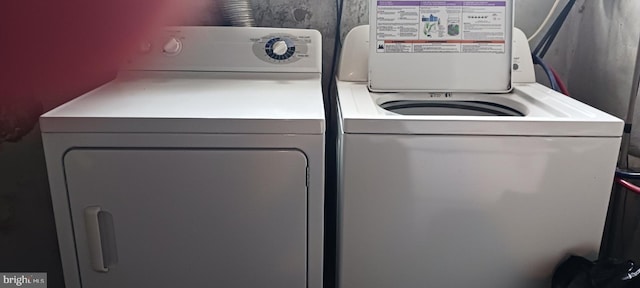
[337,81,623,137]
[41,26,325,135]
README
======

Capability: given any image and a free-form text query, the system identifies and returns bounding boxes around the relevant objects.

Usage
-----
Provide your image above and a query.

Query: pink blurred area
[0,0,222,142]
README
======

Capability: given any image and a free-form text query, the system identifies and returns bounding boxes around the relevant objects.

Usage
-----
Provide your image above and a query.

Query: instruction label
[376,1,507,53]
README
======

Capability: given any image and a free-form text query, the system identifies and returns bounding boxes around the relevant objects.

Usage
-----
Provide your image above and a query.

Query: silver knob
[162,38,182,56]
[272,40,289,56]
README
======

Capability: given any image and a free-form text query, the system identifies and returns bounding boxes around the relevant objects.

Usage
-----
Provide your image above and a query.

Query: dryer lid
[41,72,325,134]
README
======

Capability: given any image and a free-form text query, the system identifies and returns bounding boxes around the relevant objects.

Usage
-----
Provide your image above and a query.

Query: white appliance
[369,0,514,92]
[337,25,623,288]
[41,26,325,288]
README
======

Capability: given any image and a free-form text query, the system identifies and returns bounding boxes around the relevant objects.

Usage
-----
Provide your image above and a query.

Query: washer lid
[41,72,325,134]
[337,81,623,137]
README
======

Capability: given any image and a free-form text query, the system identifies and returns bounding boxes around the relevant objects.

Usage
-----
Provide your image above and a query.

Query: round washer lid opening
[380,100,526,117]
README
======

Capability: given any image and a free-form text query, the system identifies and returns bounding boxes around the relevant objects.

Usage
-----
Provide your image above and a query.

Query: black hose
[534,0,576,58]
[616,169,640,180]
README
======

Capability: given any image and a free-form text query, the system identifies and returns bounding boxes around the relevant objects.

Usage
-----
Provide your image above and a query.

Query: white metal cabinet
[339,134,620,288]
[63,149,308,288]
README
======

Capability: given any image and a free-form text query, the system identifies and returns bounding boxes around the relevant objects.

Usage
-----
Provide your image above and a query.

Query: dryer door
[63,149,308,288]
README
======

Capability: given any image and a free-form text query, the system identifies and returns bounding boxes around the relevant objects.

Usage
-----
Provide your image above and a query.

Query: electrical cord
[528,0,562,42]
[328,0,344,99]
[336,0,345,47]
[329,0,344,87]
[325,1,345,287]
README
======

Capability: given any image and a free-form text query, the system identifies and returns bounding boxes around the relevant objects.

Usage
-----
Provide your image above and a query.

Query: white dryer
[41,27,324,288]
[336,26,623,288]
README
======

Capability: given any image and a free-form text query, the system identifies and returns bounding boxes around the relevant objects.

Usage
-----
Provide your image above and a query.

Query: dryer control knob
[162,38,182,56]
[272,40,289,56]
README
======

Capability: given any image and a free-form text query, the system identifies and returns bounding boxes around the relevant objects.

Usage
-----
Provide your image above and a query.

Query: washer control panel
[252,34,312,64]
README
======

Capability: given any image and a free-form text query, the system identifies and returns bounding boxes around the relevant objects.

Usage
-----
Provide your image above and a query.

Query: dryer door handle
[84,206,118,273]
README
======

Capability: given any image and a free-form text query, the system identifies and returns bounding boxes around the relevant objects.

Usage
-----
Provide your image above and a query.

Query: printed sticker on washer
[376,1,507,54]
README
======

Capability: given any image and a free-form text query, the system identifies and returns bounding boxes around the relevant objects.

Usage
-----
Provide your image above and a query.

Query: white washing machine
[41,27,324,288]
[336,26,624,288]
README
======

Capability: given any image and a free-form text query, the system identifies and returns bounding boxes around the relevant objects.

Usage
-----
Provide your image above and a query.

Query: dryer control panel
[251,34,312,64]
[127,26,322,73]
